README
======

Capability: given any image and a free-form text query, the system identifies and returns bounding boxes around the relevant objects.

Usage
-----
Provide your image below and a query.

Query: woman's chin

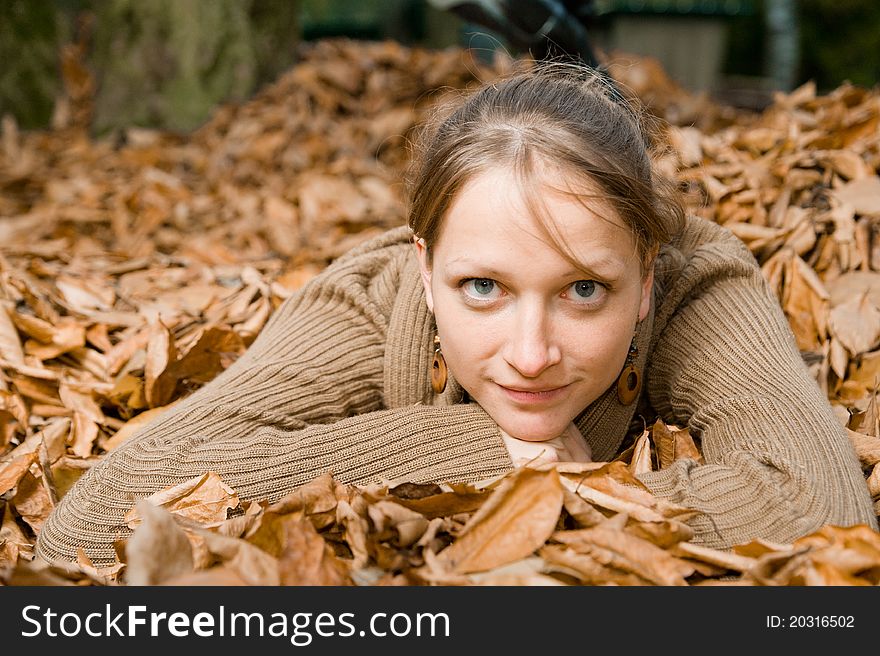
[497,420,567,443]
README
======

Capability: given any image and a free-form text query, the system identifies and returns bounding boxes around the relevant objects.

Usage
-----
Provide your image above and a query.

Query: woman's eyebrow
[443,259,507,278]
[444,257,621,280]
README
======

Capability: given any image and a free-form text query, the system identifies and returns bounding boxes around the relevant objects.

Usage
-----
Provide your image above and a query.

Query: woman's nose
[502,306,561,378]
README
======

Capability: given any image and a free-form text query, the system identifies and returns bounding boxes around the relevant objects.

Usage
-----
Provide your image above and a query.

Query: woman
[37,64,877,567]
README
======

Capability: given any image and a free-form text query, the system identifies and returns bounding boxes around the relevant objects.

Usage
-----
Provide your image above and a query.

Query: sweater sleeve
[36,246,512,567]
[638,227,878,549]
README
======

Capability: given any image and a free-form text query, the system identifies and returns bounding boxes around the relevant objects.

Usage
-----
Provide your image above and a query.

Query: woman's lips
[497,383,570,404]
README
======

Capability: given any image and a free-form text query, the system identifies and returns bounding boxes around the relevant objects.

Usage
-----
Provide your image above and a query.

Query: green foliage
[0,0,66,129]
[799,0,880,90]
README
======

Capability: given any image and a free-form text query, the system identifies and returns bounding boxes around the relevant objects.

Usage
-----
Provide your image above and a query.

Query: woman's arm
[639,224,877,549]
[36,245,512,567]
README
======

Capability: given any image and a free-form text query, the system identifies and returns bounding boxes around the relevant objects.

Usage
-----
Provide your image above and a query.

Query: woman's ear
[413,236,435,313]
[638,250,658,322]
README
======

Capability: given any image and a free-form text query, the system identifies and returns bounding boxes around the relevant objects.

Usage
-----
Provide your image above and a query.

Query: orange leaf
[435,467,563,574]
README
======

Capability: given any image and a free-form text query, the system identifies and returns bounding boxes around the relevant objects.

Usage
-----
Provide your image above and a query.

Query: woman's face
[415,165,654,442]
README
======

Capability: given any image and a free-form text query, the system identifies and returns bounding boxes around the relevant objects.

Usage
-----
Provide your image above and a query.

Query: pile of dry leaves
[6,439,880,587]
[1,39,880,585]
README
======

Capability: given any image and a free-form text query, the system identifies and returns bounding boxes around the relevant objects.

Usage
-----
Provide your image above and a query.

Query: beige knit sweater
[37,215,878,566]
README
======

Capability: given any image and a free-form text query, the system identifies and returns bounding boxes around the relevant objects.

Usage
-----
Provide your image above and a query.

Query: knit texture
[36,216,878,566]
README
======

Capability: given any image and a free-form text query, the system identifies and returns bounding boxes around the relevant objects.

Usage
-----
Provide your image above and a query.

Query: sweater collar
[383,249,655,460]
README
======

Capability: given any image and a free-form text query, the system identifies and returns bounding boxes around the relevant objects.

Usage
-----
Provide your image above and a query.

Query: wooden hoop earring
[431,335,448,394]
[616,338,641,405]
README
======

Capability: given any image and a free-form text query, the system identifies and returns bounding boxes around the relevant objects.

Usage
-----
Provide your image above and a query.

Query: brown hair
[406,61,685,275]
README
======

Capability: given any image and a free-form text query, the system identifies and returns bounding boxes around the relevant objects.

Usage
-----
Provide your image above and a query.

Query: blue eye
[462,278,501,300]
[567,280,603,304]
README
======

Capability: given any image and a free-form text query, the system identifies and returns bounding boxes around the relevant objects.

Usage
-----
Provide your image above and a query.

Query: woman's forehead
[436,166,637,269]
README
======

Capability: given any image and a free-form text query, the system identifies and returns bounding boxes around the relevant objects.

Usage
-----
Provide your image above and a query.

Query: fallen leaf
[630,430,653,475]
[278,513,352,585]
[144,318,178,408]
[193,529,280,585]
[102,402,178,452]
[434,467,563,574]
[553,526,694,585]
[832,176,880,215]
[124,472,239,528]
[0,302,26,367]
[125,500,194,585]
[867,462,880,497]
[846,428,880,466]
[0,451,38,496]
[671,541,757,573]
[12,471,55,533]
[539,544,648,586]
[0,503,32,568]
[829,292,880,355]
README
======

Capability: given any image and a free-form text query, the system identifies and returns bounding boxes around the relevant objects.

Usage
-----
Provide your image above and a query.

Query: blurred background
[1,0,878,134]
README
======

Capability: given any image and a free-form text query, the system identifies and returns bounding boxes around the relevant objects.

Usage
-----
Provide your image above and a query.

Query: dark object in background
[427,0,601,67]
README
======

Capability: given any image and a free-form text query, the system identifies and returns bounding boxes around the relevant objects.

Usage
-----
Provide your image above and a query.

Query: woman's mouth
[496,383,570,404]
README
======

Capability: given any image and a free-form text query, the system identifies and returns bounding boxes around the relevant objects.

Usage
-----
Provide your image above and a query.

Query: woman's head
[408,62,684,273]
[407,62,685,442]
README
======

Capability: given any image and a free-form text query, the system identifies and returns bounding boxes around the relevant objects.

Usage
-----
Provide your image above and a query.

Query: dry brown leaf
[56,276,114,313]
[782,254,829,350]
[652,420,676,469]
[266,471,341,531]
[367,500,430,548]
[124,472,239,529]
[389,485,490,519]
[0,302,26,367]
[2,418,70,465]
[23,318,86,360]
[59,382,104,423]
[553,526,694,585]
[848,349,880,392]
[561,487,607,528]
[102,402,177,451]
[673,427,704,464]
[671,541,758,573]
[278,513,352,586]
[125,500,194,585]
[0,451,39,496]
[819,150,872,181]
[144,318,178,408]
[161,567,249,586]
[828,271,880,310]
[167,326,245,383]
[731,537,793,560]
[829,292,880,356]
[12,471,54,533]
[539,543,648,585]
[435,467,563,574]
[106,327,150,377]
[69,412,99,459]
[846,428,880,466]
[867,462,880,497]
[630,430,653,475]
[464,556,564,586]
[560,476,664,523]
[832,176,880,215]
[625,518,695,548]
[49,457,90,500]
[337,498,371,569]
[573,470,697,521]
[193,530,280,585]
[1,503,32,568]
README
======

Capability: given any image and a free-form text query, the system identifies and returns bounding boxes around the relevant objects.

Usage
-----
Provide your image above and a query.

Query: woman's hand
[500,421,592,467]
